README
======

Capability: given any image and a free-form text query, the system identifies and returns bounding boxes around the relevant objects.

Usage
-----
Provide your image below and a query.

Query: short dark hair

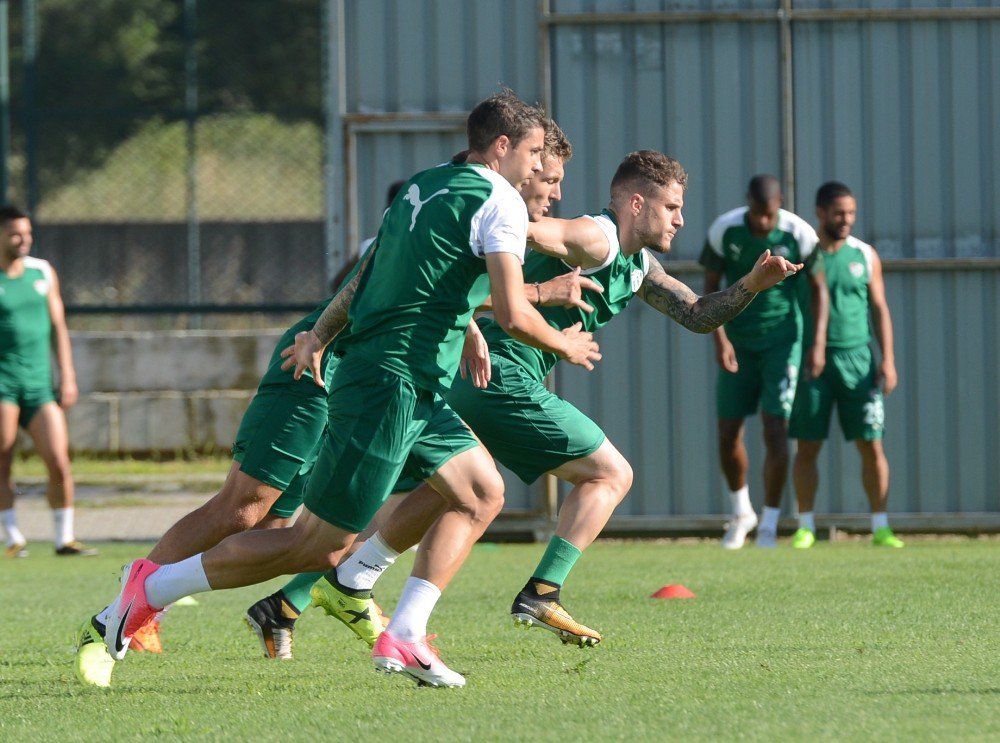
[0,204,29,224]
[466,89,545,153]
[610,150,688,201]
[747,174,782,204]
[543,118,573,163]
[815,180,854,208]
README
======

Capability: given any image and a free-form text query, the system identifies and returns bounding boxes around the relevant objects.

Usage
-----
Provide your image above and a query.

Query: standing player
[789,182,902,549]
[330,147,803,649]
[83,91,601,690]
[0,205,95,558]
[701,175,829,548]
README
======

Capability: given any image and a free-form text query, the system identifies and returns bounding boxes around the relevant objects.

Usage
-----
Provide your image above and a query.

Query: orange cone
[651,584,695,599]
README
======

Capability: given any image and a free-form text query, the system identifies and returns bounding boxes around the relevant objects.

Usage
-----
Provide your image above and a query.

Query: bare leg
[856,439,890,513]
[0,402,20,513]
[718,417,748,492]
[761,412,790,509]
[792,439,824,514]
[25,403,74,510]
[147,461,282,563]
[380,484,448,554]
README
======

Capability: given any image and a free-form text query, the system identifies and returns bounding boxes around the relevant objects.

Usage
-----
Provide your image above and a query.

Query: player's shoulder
[845,234,877,272]
[706,206,747,251]
[22,256,54,278]
[777,209,818,242]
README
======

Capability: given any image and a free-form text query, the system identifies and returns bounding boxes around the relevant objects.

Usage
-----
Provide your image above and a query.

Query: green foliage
[2,540,998,740]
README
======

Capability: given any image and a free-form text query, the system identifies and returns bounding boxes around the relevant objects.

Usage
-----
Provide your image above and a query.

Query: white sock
[798,511,816,533]
[387,577,441,643]
[145,555,211,609]
[53,507,74,548]
[871,512,889,532]
[1,508,26,547]
[760,506,781,532]
[728,485,753,517]
[337,532,399,591]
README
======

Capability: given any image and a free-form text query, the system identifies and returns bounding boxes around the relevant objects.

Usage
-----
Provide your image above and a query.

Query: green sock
[280,571,325,614]
[531,536,582,587]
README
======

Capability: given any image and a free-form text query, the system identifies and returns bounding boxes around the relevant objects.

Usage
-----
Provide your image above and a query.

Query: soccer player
[788,182,902,549]
[701,175,829,549]
[0,205,95,558]
[331,147,804,648]
[83,91,601,689]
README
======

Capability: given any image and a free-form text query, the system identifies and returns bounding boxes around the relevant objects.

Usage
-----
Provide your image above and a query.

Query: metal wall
[329,1,1000,526]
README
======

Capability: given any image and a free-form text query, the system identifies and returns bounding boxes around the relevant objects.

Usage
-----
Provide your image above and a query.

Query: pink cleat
[103,559,163,661]
[372,631,466,688]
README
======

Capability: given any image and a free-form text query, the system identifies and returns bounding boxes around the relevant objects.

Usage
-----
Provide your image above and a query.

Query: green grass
[14,453,232,480]
[2,540,998,741]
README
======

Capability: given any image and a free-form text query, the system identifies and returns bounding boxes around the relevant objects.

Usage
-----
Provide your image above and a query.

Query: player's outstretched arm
[639,250,800,334]
[279,245,376,386]
[527,216,612,270]
[47,267,78,408]
[486,252,601,370]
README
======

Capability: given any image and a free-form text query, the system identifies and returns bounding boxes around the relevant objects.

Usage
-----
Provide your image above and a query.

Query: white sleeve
[470,188,528,264]
[574,214,620,275]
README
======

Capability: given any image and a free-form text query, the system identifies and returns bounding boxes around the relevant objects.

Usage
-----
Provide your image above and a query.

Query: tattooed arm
[279,246,376,386]
[638,248,801,333]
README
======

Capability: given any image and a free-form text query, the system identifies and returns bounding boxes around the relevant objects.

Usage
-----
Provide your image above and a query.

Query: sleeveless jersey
[800,235,874,349]
[482,209,650,383]
[699,206,822,349]
[334,162,528,393]
[0,257,54,381]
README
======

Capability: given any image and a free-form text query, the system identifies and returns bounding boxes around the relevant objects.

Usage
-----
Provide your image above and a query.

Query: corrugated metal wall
[331,0,1000,526]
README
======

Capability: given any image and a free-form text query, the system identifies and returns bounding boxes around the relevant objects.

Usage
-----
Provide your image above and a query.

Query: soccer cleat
[129,617,163,654]
[510,591,602,647]
[310,576,383,647]
[721,512,758,550]
[56,540,99,556]
[245,594,297,660]
[790,528,816,549]
[755,527,778,548]
[5,542,28,558]
[372,631,465,688]
[75,616,115,688]
[103,558,163,661]
[872,527,904,548]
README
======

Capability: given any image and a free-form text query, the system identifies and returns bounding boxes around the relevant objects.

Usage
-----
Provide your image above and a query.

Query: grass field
[2,539,998,741]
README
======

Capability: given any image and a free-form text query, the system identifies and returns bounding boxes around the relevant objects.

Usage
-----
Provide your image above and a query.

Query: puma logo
[403,184,449,231]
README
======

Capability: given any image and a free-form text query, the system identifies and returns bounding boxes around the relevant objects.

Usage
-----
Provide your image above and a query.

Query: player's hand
[460,320,492,389]
[280,329,326,387]
[59,378,79,409]
[714,338,738,373]
[560,322,602,370]
[743,249,804,292]
[804,343,826,380]
[538,267,603,313]
[877,359,897,395]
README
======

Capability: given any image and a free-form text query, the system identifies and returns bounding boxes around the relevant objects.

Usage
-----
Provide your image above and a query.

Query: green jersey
[481,209,650,383]
[801,235,874,349]
[335,162,528,393]
[699,206,822,350]
[0,257,54,382]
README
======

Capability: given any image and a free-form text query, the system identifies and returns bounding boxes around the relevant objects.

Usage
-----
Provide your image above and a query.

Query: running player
[701,175,829,549]
[82,91,601,689]
[331,147,804,648]
[789,181,902,549]
[0,205,95,559]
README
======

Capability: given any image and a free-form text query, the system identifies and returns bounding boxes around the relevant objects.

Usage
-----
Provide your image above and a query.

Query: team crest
[728,243,741,259]
[849,262,865,278]
[630,269,644,292]
[773,245,790,258]
[34,279,49,295]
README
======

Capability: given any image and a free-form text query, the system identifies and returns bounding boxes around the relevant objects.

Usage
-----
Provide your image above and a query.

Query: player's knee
[610,457,633,500]
[469,469,505,521]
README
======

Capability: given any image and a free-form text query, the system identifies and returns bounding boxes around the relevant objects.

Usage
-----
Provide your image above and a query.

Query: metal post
[779,0,795,212]
[22,0,37,212]
[0,0,10,202]
[184,0,201,326]
[321,0,347,285]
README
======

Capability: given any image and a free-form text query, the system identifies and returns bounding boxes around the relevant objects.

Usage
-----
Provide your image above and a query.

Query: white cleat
[721,513,758,550]
[756,527,778,548]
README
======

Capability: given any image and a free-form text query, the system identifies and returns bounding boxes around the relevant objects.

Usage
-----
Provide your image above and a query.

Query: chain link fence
[2,0,332,329]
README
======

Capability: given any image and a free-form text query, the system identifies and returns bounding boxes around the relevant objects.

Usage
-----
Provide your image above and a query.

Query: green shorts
[445,353,605,484]
[231,324,338,492]
[0,379,57,428]
[789,345,884,441]
[269,427,424,519]
[716,337,801,420]
[303,354,479,532]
